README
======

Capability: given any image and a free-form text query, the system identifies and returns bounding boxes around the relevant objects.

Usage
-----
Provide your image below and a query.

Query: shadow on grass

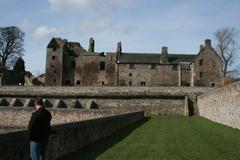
[60,117,151,160]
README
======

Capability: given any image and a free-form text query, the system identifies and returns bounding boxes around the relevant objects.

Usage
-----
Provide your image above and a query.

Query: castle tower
[45,38,67,86]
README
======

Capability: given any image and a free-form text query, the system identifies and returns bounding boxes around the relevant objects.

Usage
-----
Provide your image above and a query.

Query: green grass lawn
[61,116,240,160]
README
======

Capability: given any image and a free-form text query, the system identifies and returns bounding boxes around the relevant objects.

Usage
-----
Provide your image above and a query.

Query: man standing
[28,97,52,160]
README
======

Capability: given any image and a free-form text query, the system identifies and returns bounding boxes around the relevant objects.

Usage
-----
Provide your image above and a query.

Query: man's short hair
[34,97,43,106]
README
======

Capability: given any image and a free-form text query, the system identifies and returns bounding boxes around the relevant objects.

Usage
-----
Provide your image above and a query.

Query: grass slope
[61,116,240,160]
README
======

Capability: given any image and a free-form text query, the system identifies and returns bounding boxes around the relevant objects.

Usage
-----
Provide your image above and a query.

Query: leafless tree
[215,27,239,77]
[0,26,25,70]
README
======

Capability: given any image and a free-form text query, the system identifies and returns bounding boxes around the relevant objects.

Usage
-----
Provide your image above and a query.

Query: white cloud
[80,18,111,33]
[33,26,63,40]
[48,0,134,12]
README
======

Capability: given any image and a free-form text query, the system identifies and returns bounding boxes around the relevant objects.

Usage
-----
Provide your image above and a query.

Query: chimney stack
[205,39,211,47]
[88,37,95,52]
[161,46,169,64]
[200,45,204,51]
[117,41,122,54]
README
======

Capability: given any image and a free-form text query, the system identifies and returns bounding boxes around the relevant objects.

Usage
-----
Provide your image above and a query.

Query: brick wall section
[198,81,240,129]
[0,108,122,128]
[0,111,144,160]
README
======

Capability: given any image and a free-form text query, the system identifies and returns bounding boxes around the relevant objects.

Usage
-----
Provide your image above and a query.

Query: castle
[45,38,223,87]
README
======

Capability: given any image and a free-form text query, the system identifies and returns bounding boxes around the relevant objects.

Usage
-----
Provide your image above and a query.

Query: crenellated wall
[0,111,144,160]
[198,81,240,129]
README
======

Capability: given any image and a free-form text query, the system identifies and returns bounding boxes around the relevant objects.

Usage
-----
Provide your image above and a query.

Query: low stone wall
[95,98,185,115]
[0,108,123,128]
[198,81,240,129]
[0,111,144,160]
[0,86,211,98]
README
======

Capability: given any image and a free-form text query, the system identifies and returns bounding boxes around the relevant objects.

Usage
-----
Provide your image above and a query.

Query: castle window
[211,82,215,87]
[54,70,56,73]
[172,65,178,70]
[52,56,55,60]
[65,80,71,85]
[150,64,156,70]
[199,59,203,66]
[71,61,76,70]
[141,82,146,86]
[200,72,203,78]
[129,73,132,77]
[53,79,56,83]
[76,80,81,85]
[129,81,132,86]
[102,81,105,85]
[100,61,105,70]
[51,65,54,68]
[129,64,135,69]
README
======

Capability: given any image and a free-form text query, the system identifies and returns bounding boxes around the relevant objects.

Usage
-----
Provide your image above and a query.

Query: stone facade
[191,40,223,86]
[198,81,240,129]
[45,38,223,87]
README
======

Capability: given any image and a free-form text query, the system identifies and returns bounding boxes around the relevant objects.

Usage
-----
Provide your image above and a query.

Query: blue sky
[0,0,240,75]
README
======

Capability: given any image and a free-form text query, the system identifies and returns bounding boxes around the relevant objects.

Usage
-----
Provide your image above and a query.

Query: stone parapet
[0,86,212,98]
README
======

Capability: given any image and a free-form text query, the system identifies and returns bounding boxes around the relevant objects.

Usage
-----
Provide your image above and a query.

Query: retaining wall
[0,108,122,128]
[0,86,211,116]
[0,111,144,160]
[198,81,240,129]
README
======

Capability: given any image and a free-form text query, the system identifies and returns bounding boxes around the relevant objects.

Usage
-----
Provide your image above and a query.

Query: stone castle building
[45,38,223,87]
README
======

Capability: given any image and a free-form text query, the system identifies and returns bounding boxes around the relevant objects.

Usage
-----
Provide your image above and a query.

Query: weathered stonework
[198,81,240,129]
[0,108,122,128]
[0,111,144,160]
[191,39,223,87]
[0,86,212,116]
[45,38,222,87]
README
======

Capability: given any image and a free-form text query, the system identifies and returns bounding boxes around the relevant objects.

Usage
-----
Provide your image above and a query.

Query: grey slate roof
[168,54,196,64]
[119,53,196,64]
[119,53,161,64]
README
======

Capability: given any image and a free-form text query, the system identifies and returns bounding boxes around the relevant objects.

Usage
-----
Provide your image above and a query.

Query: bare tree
[215,27,239,77]
[0,26,25,70]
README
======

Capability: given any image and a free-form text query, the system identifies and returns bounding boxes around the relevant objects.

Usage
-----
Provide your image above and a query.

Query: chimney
[117,41,122,54]
[88,37,95,52]
[205,39,211,47]
[200,45,204,51]
[161,47,169,64]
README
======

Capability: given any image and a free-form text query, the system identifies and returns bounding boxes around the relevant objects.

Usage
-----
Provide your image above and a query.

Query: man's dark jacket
[28,107,52,143]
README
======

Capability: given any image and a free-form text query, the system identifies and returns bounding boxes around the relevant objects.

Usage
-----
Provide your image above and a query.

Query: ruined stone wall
[45,47,64,86]
[0,111,144,160]
[75,54,116,86]
[118,64,180,86]
[198,81,240,129]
